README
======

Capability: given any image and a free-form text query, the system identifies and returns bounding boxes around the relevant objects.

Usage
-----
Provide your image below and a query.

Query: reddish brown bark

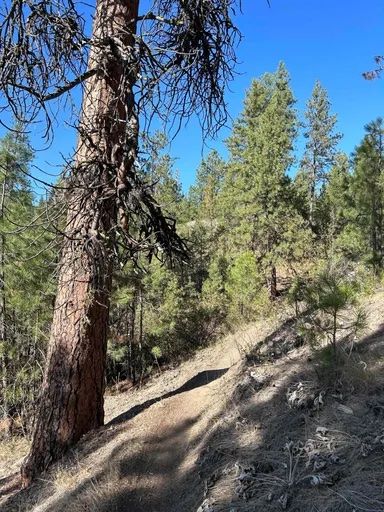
[21,0,140,485]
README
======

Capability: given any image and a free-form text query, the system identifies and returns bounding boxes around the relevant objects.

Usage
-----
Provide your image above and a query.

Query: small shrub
[298,262,367,362]
[287,275,308,317]
[226,251,266,322]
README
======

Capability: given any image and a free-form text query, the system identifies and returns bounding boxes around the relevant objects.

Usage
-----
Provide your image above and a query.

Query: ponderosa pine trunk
[0,177,9,430]
[270,265,277,301]
[21,0,140,485]
[308,160,316,230]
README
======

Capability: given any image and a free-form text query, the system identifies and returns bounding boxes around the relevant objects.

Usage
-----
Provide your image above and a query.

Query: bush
[298,261,367,362]
[225,252,267,322]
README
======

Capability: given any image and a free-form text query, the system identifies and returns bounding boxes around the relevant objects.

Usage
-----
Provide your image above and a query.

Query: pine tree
[301,81,342,230]
[323,153,355,257]
[142,133,183,219]
[225,251,266,320]
[182,150,227,294]
[109,140,184,386]
[0,129,33,428]
[11,0,240,483]
[189,150,225,225]
[222,63,310,299]
[0,130,55,433]
[352,118,384,269]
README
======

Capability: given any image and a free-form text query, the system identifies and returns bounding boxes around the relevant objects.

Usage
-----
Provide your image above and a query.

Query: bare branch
[363,56,384,80]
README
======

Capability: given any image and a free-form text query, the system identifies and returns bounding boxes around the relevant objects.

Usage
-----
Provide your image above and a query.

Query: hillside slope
[0,314,277,511]
[1,291,384,512]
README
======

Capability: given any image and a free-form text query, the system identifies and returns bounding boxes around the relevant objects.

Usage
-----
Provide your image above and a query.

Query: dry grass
[2,291,384,512]
[52,463,121,512]
[194,292,384,512]
[0,436,29,479]
[50,458,91,493]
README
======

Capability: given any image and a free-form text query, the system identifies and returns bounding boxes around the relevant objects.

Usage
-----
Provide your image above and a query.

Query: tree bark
[21,0,140,485]
[0,176,9,430]
[308,163,316,230]
[270,265,277,301]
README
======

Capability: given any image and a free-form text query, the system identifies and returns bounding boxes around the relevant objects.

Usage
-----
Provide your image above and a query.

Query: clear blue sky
[10,0,384,194]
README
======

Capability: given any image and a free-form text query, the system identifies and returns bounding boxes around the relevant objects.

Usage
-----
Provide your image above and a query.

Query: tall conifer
[301,81,342,230]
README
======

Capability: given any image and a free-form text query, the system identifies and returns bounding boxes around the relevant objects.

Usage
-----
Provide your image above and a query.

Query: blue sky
[169,0,384,190]
[8,0,384,194]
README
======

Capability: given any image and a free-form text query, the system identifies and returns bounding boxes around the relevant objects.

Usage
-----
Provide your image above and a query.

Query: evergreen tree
[0,129,33,427]
[108,141,227,388]
[8,0,240,482]
[109,139,185,386]
[0,130,55,433]
[189,150,226,225]
[142,133,183,219]
[301,81,342,230]
[352,118,384,269]
[222,63,310,299]
[323,153,355,257]
[201,255,229,320]
[225,251,267,320]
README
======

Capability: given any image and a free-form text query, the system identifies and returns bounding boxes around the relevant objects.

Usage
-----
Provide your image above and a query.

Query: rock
[196,498,215,512]
[337,404,354,415]
[287,381,323,410]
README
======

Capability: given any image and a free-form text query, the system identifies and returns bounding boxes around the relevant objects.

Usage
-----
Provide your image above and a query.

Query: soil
[0,316,277,512]
[2,291,384,512]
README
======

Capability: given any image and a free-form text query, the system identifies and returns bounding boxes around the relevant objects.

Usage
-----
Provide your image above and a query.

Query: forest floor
[1,291,384,512]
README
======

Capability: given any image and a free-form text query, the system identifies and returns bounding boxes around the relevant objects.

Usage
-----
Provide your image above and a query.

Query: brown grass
[0,436,29,479]
[2,291,384,512]
[194,292,384,512]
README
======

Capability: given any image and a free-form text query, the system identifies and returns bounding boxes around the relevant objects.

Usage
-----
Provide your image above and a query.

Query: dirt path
[99,332,246,512]
[89,294,384,512]
[96,324,267,512]
[1,318,275,512]
[3,292,384,512]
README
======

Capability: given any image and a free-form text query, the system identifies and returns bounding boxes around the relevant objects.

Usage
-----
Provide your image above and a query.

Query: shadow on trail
[357,321,384,351]
[108,368,229,427]
[180,321,384,512]
[0,474,21,499]
[0,367,229,510]
[94,319,384,512]
[6,316,384,512]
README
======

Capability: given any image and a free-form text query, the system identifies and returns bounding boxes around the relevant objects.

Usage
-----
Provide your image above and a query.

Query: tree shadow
[245,315,305,364]
[0,367,229,510]
[186,322,384,511]
[4,319,384,512]
[108,368,229,427]
[356,321,384,351]
[0,474,21,499]
[94,320,384,512]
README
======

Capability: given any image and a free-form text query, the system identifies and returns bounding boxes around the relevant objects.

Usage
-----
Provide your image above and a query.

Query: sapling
[299,264,367,361]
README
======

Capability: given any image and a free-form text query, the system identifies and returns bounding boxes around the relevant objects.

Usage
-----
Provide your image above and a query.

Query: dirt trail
[2,292,384,512]
[97,323,271,512]
[1,318,275,512]
[100,331,246,512]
